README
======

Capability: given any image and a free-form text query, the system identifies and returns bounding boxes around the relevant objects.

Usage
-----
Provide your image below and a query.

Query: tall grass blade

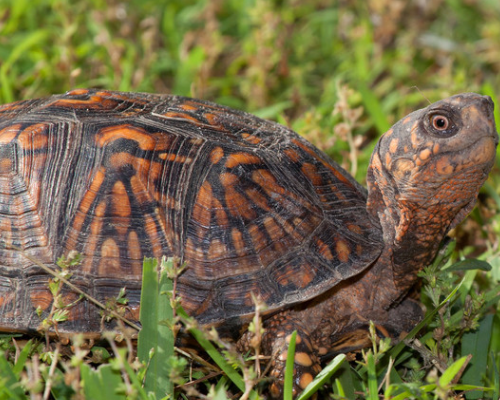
[138,257,175,397]
[283,330,297,400]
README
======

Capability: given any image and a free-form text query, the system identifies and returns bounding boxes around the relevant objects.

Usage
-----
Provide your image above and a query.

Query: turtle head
[367,93,498,261]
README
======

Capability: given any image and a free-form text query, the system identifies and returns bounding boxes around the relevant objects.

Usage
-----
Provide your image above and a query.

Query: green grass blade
[137,257,175,397]
[81,363,125,400]
[439,356,468,387]
[366,352,378,400]
[182,322,247,393]
[283,330,297,400]
[297,354,346,400]
[12,340,32,376]
[0,352,28,400]
[356,82,391,134]
[389,277,464,359]
[332,361,355,399]
[461,314,494,399]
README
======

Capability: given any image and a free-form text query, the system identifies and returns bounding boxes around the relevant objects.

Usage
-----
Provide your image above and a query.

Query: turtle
[0,89,497,397]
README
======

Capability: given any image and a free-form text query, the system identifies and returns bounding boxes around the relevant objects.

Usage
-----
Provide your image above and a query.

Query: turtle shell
[0,89,382,335]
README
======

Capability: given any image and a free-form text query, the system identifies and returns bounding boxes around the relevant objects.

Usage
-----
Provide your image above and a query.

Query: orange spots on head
[393,159,415,181]
[225,152,262,169]
[419,148,431,161]
[385,152,392,166]
[402,116,411,125]
[389,138,399,154]
[433,143,440,154]
[384,128,394,137]
[336,239,350,263]
[436,157,454,175]
[210,146,224,164]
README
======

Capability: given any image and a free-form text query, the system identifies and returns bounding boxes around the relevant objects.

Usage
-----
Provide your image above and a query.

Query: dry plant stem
[43,345,60,400]
[107,337,134,396]
[379,356,395,393]
[9,243,141,331]
[13,338,21,365]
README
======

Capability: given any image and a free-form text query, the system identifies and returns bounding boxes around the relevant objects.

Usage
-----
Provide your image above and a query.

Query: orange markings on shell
[301,163,322,185]
[231,228,247,256]
[209,146,224,164]
[208,238,228,261]
[292,139,351,185]
[177,103,198,111]
[0,124,22,144]
[30,289,52,314]
[283,148,301,162]
[225,152,262,169]
[241,133,262,145]
[127,231,142,260]
[161,111,203,125]
[193,181,212,226]
[96,125,157,151]
[317,239,334,260]
[347,223,363,235]
[245,187,270,212]
[336,239,351,263]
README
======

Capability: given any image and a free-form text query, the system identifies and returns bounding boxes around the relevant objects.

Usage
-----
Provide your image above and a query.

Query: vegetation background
[0,0,500,399]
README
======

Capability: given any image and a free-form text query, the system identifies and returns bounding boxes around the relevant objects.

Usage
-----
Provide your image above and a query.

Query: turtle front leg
[260,313,322,398]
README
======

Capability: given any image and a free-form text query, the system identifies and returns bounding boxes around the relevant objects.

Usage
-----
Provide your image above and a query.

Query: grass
[0,0,500,398]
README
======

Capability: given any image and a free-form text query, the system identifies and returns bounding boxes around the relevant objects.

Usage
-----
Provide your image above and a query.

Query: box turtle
[0,89,497,396]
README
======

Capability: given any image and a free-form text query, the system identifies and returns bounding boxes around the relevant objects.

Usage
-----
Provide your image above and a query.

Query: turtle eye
[431,114,450,131]
[426,111,457,137]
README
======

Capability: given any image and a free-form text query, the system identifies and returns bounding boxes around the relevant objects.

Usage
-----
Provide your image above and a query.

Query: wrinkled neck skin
[365,143,487,293]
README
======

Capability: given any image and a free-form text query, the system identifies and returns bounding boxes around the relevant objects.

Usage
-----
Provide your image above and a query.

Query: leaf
[439,356,469,387]
[137,257,175,397]
[443,259,492,272]
[81,363,125,400]
[461,314,494,399]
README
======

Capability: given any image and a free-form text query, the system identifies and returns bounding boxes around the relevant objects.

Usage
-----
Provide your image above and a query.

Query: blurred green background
[1,1,500,397]
[2,0,500,182]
